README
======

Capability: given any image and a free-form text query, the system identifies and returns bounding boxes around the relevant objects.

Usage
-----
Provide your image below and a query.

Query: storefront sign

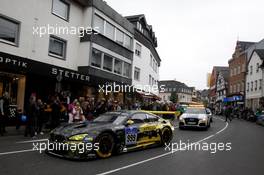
[0,56,27,68]
[0,52,90,83]
[51,68,90,82]
[223,96,243,102]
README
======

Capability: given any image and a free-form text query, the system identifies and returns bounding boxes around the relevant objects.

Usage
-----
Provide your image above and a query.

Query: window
[131,113,147,123]
[251,82,253,91]
[234,68,237,76]
[150,55,153,66]
[255,80,258,91]
[247,83,249,92]
[134,67,140,81]
[149,75,152,85]
[105,22,115,40]
[230,69,233,76]
[257,63,260,73]
[241,82,244,91]
[124,34,132,50]
[116,29,124,45]
[250,66,253,75]
[0,16,19,45]
[230,85,233,93]
[49,36,67,59]
[152,77,154,86]
[114,59,122,75]
[103,54,113,72]
[237,66,240,74]
[237,83,240,92]
[146,114,159,122]
[94,14,104,34]
[135,43,142,57]
[242,64,245,72]
[233,84,236,93]
[123,62,131,77]
[259,79,262,90]
[91,48,102,68]
[52,0,70,21]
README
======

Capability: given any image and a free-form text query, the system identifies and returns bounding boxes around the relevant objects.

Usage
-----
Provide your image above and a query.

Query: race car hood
[181,114,207,119]
[52,122,116,137]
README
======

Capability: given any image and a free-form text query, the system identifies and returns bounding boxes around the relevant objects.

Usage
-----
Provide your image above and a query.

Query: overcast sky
[106,0,264,90]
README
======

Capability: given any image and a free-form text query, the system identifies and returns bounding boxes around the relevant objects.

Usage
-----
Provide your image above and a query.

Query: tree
[170,92,178,103]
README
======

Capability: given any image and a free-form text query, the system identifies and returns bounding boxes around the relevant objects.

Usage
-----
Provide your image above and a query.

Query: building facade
[158,80,192,104]
[228,41,255,107]
[209,66,229,109]
[126,15,161,98]
[0,0,161,112]
[215,69,229,114]
[245,50,264,111]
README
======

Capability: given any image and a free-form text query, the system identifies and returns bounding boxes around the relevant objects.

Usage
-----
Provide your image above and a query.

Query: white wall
[132,39,159,94]
[0,0,88,71]
[246,52,263,100]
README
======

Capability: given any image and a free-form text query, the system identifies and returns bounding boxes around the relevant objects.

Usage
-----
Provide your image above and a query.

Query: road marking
[16,138,48,144]
[0,149,35,156]
[97,117,228,175]
[216,122,229,135]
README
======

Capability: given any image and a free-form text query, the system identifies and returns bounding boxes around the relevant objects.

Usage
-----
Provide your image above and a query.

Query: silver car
[179,107,212,130]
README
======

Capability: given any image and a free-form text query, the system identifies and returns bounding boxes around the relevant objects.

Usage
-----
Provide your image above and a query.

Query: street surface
[0,116,263,175]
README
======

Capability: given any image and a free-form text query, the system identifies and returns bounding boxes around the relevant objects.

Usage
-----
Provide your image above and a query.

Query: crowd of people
[0,90,185,138]
[214,105,263,123]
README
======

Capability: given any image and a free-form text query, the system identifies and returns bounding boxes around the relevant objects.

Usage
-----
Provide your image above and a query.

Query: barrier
[141,110,182,120]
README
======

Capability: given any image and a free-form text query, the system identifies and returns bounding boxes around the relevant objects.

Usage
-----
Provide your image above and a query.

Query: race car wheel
[160,127,173,145]
[95,133,114,158]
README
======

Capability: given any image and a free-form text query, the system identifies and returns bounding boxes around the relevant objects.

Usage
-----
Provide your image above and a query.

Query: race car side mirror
[126,120,134,126]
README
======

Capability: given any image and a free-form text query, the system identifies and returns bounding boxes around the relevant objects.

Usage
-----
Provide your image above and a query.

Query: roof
[255,49,264,60]
[159,80,189,88]
[213,66,229,75]
[237,41,256,51]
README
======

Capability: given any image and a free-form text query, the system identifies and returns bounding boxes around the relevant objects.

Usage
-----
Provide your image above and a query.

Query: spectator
[68,102,85,123]
[36,99,45,135]
[25,94,37,138]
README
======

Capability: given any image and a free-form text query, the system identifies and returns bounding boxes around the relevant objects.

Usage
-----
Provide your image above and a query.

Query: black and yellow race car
[46,110,174,159]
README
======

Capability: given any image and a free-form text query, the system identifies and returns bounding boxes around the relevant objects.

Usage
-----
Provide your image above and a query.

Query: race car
[46,110,174,159]
[179,106,212,130]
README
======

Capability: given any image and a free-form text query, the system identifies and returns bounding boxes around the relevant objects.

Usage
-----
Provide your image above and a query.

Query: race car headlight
[69,134,88,141]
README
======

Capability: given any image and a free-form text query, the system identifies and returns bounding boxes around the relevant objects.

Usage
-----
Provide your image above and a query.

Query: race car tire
[160,127,173,145]
[95,133,115,158]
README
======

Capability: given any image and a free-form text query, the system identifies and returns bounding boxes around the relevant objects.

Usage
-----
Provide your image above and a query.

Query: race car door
[125,113,159,147]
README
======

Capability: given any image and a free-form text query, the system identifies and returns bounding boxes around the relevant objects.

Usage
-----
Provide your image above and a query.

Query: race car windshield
[93,114,127,125]
[185,108,206,114]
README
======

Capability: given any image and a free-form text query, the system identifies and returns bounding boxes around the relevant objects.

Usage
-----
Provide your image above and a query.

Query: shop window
[94,14,104,34]
[103,54,113,72]
[123,62,131,77]
[0,15,20,46]
[114,59,122,75]
[116,29,124,45]
[105,22,115,40]
[91,48,102,68]
[49,36,67,59]
[52,0,70,21]
[134,67,140,81]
